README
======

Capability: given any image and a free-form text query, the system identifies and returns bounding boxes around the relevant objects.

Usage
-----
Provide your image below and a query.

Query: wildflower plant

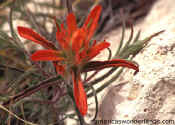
[0,0,163,125]
[18,5,139,116]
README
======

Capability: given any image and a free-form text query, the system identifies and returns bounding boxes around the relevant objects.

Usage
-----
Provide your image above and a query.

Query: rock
[98,0,175,124]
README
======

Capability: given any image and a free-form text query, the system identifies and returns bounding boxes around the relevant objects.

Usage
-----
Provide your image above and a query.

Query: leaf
[0,104,38,125]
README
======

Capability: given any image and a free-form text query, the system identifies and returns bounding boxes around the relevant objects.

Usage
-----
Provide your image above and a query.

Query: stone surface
[97,0,175,124]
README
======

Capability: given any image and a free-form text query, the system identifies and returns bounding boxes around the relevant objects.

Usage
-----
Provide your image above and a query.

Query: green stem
[3,75,62,106]
[87,68,123,98]
[66,84,85,125]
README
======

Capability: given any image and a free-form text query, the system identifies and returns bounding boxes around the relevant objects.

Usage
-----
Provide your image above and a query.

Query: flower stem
[66,84,85,125]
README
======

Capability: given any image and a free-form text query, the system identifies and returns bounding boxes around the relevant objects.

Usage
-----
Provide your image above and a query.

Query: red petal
[56,24,70,50]
[92,40,97,46]
[17,26,56,49]
[83,5,102,43]
[53,62,65,76]
[31,50,64,61]
[79,49,88,62]
[87,41,110,60]
[82,59,139,73]
[72,28,86,53]
[67,13,77,36]
[72,73,87,116]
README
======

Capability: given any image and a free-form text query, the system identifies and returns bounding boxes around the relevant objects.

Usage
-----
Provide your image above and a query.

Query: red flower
[17,5,139,116]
